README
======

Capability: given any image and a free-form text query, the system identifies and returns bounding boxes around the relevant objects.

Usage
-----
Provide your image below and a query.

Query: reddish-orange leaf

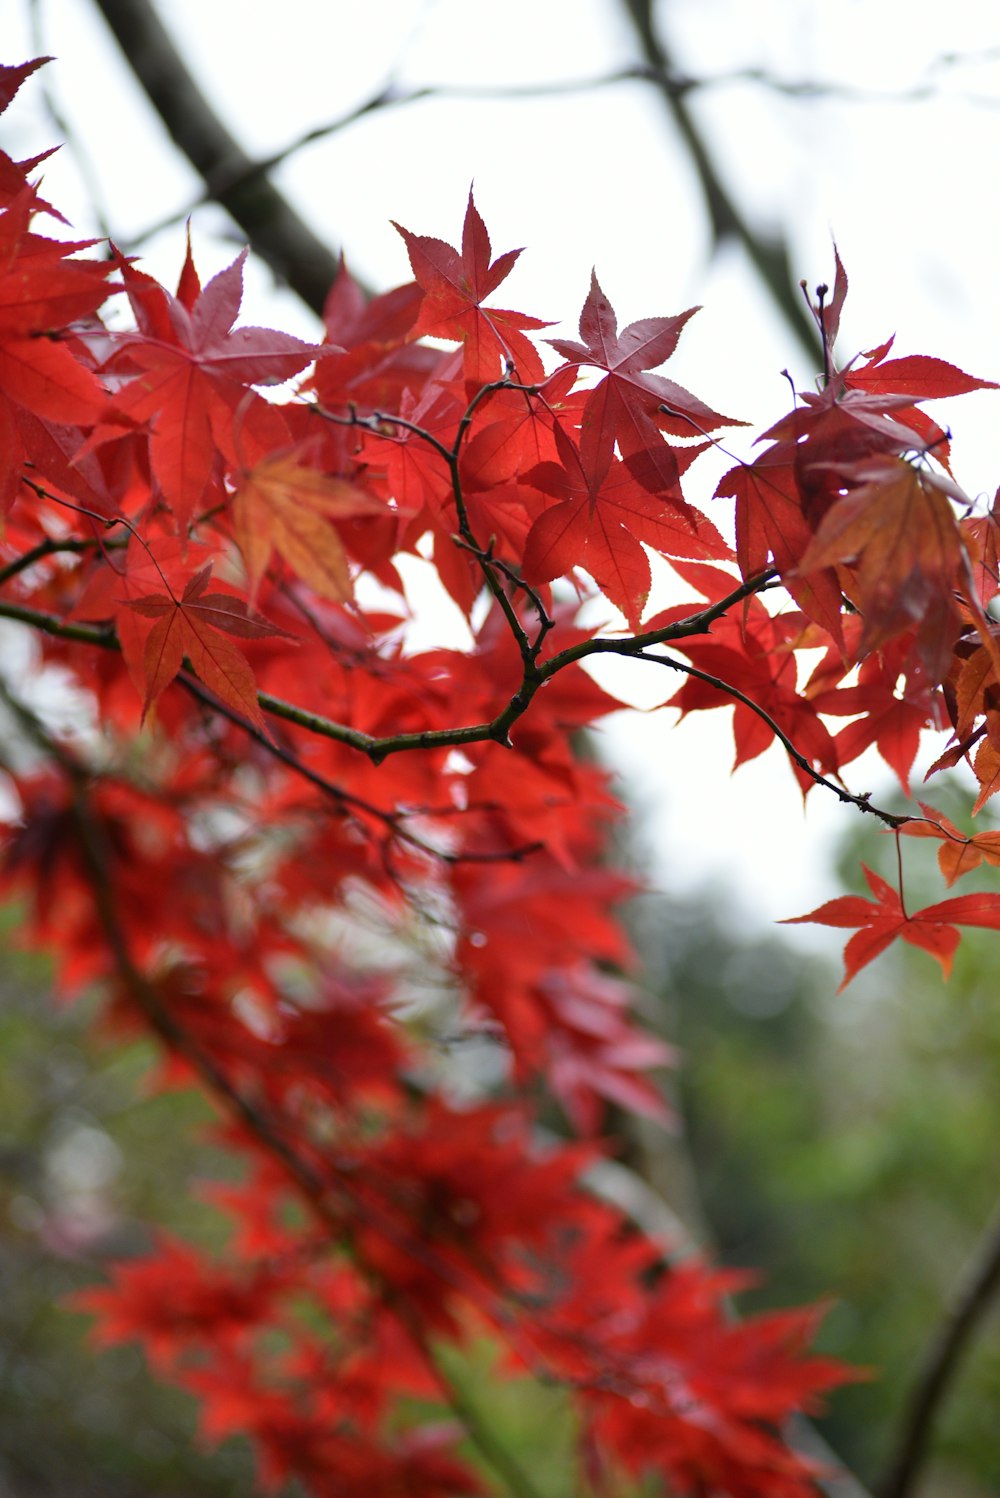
[798,455,967,681]
[232,452,387,602]
[127,564,285,730]
[665,605,839,791]
[963,493,1000,610]
[901,802,1000,886]
[810,649,929,793]
[954,644,998,743]
[973,739,1000,814]
[785,863,1000,987]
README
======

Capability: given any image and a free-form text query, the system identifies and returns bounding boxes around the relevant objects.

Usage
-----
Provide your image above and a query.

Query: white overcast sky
[8,0,1000,933]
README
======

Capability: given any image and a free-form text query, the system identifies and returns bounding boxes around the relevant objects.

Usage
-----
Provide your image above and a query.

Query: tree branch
[0,674,557,1498]
[178,669,544,867]
[636,649,911,828]
[0,575,908,829]
[126,57,988,253]
[29,0,116,241]
[618,0,821,365]
[879,1195,1000,1498]
[89,0,343,315]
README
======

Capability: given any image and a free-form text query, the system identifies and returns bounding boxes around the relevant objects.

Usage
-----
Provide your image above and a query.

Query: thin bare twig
[633,649,910,829]
[89,0,344,314]
[619,0,821,365]
[125,55,1000,251]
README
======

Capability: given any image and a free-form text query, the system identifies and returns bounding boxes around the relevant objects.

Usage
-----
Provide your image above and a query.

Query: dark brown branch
[178,670,544,867]
[0,583,908,830]
[634,649,911,829]
[618,0,821,365]
[0,535,109,587]
[89,0,343,315]
[0,462,898,822]
[879,1196,1000,1498]
[127,59,989,252]
[127,81,426,248]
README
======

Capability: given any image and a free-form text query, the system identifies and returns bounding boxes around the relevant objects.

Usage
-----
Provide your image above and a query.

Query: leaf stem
[894,830,908,919]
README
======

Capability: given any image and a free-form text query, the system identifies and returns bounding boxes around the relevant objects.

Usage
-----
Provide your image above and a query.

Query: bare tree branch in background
[126,80,425,248]
[90,0,343,315]
[29,0,115,241]
[123,56,1000,253]
[619,0,821,363]
[92,0,822,353]
[878,1196,1000,1498]
[87,0,992,373]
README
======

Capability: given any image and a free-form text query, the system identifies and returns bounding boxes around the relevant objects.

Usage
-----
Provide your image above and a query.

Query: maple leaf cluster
[3,53,1000,1498]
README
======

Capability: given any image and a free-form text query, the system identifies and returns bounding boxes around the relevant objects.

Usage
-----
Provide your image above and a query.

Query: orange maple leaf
[973,739,1000,814]
[901,802,1000,887]
[232,452,387,603]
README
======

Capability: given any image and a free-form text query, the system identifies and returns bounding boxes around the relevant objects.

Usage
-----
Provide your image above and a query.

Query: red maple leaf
[844,335,998,403]
[785,863,1000,987]
[69,1233,286,1371]
[108,243,322,529]
[522,423,728,628]
[808,647,930,793]
[394,190,547,393]
[665,602,839,791]
[127,561,289,730]
[715,445,845,642]
[0,58,51,115]
[0,185,111,512]
[313,257,432,413]
[548,271,737,495]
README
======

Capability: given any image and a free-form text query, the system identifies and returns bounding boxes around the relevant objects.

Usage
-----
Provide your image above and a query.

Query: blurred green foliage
[631,777,1000,1496]
[0,914,256,1498]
